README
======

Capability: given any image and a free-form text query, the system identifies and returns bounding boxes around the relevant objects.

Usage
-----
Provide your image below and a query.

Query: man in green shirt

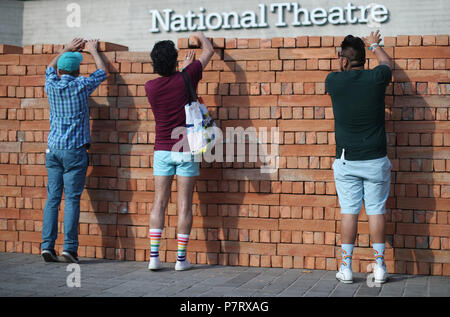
[325,31,392,284]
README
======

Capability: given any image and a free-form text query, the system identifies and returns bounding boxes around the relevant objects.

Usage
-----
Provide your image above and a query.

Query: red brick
[19,54,54,66]
[396,35,409,46]
[98,42,128,52]
[309,36,321,47]
[19,75,45,87]
[220,71,275,83]
[423,35,436,46]
[225,38,237,49]
[383,37,396,47]
[0,45,23,54]
[0,55,20,65]
[280,48,335,59]
[296,36,308,48]
[224,49,278,61]
[395,46,450,59]
[409,36,422,46]
[0,76,19,86]
[115,73,158,85]
[436,35,449,46]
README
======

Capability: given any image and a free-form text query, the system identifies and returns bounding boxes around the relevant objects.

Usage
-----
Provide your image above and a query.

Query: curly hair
[341,35,366,67]
[150,40,178,77]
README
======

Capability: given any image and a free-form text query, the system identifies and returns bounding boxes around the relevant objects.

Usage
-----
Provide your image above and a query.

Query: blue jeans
[41,147,89,253]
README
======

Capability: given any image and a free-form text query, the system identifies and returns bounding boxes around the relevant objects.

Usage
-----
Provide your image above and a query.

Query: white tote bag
[181,71,216,155]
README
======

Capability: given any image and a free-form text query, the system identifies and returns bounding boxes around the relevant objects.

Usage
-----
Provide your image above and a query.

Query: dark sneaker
[62,251,79,263]
[41,249,59,262]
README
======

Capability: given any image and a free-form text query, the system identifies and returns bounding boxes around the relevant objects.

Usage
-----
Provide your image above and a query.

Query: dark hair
[150,40,178,77]
[58,69,79,77]
[340,35,366,67]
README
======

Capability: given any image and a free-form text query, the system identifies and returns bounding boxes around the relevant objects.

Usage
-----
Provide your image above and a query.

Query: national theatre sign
[149,2,390,33]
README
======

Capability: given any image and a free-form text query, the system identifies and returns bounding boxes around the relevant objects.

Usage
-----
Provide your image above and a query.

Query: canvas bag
[181,70,216,155]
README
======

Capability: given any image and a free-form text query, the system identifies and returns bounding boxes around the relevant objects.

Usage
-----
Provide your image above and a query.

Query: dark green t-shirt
[325,64,392,161]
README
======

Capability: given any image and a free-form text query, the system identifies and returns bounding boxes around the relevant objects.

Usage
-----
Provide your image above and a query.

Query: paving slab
[0,253,449,297]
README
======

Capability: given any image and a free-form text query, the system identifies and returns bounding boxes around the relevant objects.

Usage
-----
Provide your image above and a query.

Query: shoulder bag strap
[180,70,198,104]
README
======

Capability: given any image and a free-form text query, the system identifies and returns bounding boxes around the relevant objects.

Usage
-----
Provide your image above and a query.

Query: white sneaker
[148,257,162,270]
[336,265,353,284]
[175,259,193,271]
[373,264,388,284]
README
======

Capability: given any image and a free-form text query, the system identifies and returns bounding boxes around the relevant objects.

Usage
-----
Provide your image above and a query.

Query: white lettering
[186,10,198,31]
[310,7,327,25]
[328,7,346,25]
[147,3,390,33]
[197,7,207,31]
[149,9,172,33]
[258,4,269,27]
[370,4,389,23]
[206,12,223,30]
[358,6,369,23]
[222,12,241,29]
[292,3,312,26]
[270,2,292,27]
[241,11,258,28]
[345,3,358,24]
[171,14,187,32]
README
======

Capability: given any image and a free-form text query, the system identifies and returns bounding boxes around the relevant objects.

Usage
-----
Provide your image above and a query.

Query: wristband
[369,43,379,52]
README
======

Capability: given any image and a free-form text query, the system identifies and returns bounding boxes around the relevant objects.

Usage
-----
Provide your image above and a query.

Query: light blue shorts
[332,154,391,215]
[153,150,199,177]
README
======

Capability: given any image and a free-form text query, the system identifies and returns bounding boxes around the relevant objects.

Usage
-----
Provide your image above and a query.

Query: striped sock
[149,229,162,258]
[177,233,190,262]
[373,243,386,268]
[341,243,354,270]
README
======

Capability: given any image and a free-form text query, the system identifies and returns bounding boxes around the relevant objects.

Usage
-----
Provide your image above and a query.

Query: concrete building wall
[16,0,450,51]
[0,0,23,47]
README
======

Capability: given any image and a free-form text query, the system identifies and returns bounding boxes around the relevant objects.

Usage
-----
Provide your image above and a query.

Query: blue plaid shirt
[45,67,107,149]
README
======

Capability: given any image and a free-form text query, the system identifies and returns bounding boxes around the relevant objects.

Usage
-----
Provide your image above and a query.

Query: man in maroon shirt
[145,32,214,271]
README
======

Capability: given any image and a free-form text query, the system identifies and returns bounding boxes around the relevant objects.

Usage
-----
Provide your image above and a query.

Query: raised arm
[363,30,392,69]
[47,38,84,69]
[190,31,214,69]
[84,39,106,73]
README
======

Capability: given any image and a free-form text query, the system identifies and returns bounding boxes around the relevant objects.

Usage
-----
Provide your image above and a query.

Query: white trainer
[175,259,193,271]
[336,265,353,284]
[148,257,162,271]
[373,264,388,284]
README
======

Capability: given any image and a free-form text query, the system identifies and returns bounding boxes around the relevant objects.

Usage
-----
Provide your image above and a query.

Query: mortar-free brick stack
[0,34,449,276]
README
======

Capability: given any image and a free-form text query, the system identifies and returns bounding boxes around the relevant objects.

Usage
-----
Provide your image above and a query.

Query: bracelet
[369,43,380,52]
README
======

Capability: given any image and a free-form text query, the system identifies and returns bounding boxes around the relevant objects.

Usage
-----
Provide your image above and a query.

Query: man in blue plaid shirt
[41,38,107,263]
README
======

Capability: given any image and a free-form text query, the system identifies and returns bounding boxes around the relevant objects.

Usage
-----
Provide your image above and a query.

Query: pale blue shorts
[332,153,391,215]
[153,150,199,177]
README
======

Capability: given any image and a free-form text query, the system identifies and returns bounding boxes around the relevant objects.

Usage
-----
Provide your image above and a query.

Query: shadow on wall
[85,94,120,262]
[197,46,250,267]
[84,50,149,262]
[75,38,446,275]
[390,59,441,275]
[337,41,443,276]
[197,41,280,268]
[161,42,230,266]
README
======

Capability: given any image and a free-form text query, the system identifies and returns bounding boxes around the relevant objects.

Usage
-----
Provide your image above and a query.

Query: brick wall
[0,35,449,276]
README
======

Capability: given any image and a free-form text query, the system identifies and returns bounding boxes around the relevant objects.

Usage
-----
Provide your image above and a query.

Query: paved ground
[0,252,449,297]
